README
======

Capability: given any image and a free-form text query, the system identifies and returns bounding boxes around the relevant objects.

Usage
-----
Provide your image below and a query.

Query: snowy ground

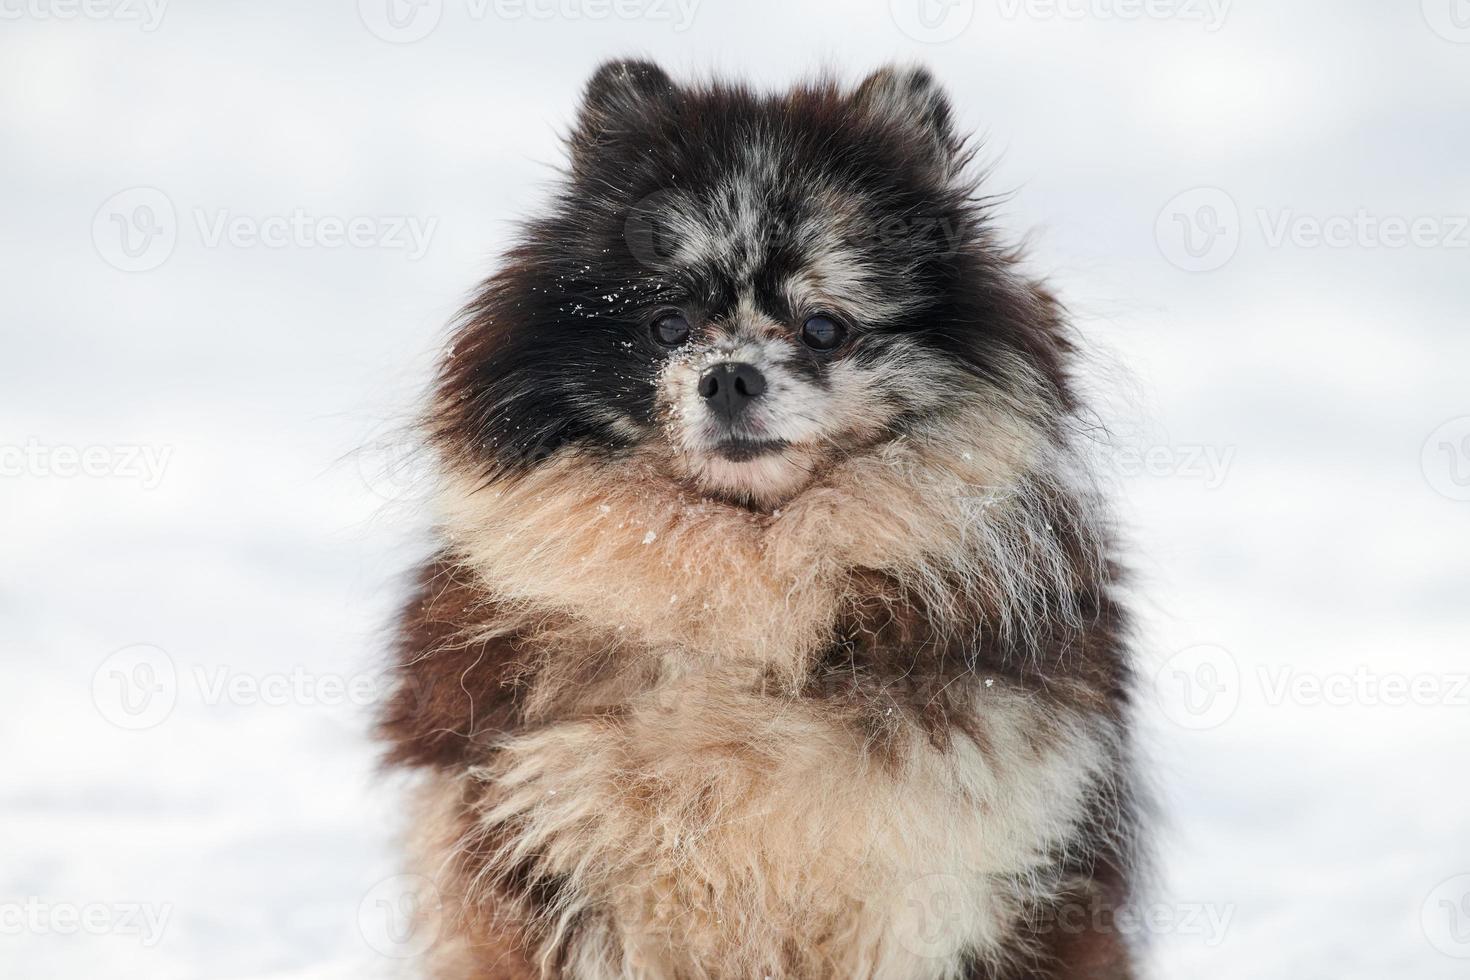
[3,2,1469,977]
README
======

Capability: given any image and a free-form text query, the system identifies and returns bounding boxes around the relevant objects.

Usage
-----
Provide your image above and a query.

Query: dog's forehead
[654,149,910,319]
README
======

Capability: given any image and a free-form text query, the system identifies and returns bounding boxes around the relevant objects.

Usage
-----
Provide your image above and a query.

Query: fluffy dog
[380,60,1142,979]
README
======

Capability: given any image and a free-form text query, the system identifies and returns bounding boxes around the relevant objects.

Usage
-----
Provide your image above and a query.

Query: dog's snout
[698,362,766,420]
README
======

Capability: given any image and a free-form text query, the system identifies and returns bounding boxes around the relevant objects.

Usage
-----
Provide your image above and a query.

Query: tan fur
[438,381,1077,681]
[415,382,1119,976]
[408,776,542,980]
[450,676,1115,978]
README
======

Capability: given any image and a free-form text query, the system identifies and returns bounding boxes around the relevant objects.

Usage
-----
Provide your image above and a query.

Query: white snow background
[3,1,1468,977]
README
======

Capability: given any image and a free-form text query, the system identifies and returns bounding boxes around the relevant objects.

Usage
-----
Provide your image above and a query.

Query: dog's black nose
[698,362,766,420]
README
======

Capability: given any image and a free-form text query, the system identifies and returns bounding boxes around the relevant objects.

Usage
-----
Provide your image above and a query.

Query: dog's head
[436,61,1073,508]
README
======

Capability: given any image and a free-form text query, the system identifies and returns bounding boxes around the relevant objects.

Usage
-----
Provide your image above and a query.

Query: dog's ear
[571,59,677,169]
[853,65,961,167]
[582,59,675,118]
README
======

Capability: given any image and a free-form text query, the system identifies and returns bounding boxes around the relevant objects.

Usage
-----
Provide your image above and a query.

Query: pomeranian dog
[380,60,1141,979]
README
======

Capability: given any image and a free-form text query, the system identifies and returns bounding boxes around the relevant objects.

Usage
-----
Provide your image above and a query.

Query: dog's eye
[800,314,845,351]
[651,312,690,347]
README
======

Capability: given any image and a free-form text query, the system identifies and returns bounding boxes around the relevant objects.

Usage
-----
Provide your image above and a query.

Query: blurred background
[3,1,1468,977]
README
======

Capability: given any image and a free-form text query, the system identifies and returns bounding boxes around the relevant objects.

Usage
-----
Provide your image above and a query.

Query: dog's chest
[477,664,1108,977]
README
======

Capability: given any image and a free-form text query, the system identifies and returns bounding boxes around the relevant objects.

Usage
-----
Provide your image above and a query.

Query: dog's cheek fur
[432,387,1052,678]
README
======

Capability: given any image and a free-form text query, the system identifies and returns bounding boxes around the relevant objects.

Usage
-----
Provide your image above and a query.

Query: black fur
[435,62,1075,484]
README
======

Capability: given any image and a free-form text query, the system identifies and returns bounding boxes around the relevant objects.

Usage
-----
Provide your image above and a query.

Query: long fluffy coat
[380,61,1143,980]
